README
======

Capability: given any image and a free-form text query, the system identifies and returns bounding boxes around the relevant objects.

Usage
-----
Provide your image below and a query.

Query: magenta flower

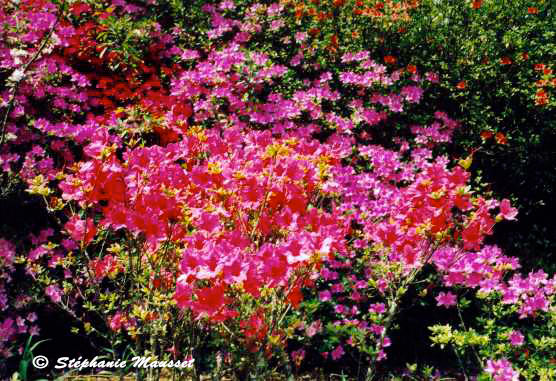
[369,303,386,314]
[319,290,332,302]
[331,345,344,360]
[291,348,305,367]
[508,330,524,346]
[0,319,16,342]
[436,292,457,307]
[45,284,63,303]
[109,311,125,332]
[499,199,518,220]
[484,358,519,381]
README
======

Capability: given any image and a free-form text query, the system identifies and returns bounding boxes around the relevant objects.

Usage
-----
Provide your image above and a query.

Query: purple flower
[0,319,16,342]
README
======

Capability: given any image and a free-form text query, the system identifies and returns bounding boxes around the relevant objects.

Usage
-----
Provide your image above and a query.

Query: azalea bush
[277,0,556,272]
[0,0,555,381]
[429,269,556,380]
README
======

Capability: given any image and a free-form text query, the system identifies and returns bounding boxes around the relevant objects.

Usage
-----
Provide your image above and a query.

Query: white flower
[8,69,24,83]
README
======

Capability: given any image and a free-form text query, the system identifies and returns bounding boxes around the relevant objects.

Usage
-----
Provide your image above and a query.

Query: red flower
[384,55,397,64]
[500,56,512,65]
[528,7,538,14]
[241,309,268,341]
[308,27,320,36]
[407,64,417,74]
[329,34,339,50]
[480,130,493,140]
[521,52,529,60]
[535,89,548,106]
[462,221,482,250]
[287,285,303,308]
[456,80,467,89]
[471,0,482,9]
[495,132,507,145]
[70,2,91,17]
[192,284,232,318]
[534,63,545,71]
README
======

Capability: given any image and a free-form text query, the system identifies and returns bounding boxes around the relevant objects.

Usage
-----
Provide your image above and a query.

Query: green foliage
[430,292,556,380]
[16,336,49,381]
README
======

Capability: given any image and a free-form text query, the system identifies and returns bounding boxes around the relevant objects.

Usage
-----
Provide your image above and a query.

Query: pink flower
[499,199,518,220]
[484,358,519,381]
[306,320,322,337]
[219,0,235,10]
[291,348,305,367]
[45,284,63,303]
[181,49,200,60]
[436,292,457,307]
[334,304,346,314]
[371,324,384,335]
[425,72,440,83]
[64,216,97,245]
[29,325,40,336]
[0,239,16,267]
[109,311,125,332]
[331,345,344,360]
[319,290,332,302]
[295,32,307,43]
[369,303,386,314]
[16,317,26,329]
[507,330,524,346]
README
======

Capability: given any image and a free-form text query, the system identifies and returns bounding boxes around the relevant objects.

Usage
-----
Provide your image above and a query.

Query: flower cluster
[534,63,555,107]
